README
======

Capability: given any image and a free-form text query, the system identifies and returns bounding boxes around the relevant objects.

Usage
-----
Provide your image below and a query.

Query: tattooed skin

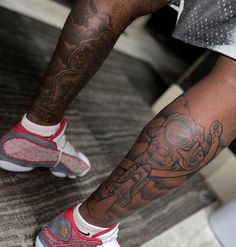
[28,0,117,124]
[83,98,224,225]
[28,0,167,125]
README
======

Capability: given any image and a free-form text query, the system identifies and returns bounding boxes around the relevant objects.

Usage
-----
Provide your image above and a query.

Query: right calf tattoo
[82,97,225,226]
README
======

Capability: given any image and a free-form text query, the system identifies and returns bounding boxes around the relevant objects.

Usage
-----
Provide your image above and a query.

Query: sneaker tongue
[51,122,66,145]
[51,122,77,157]
[93,224,119,244]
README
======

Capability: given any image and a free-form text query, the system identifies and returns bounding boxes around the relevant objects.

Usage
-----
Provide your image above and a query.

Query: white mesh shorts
[168,0,236,59]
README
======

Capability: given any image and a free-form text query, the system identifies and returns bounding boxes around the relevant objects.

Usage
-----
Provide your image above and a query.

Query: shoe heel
[35,236,44,247]
[0,160,33,172]
[50,168,89,179]
[50,170,67,178]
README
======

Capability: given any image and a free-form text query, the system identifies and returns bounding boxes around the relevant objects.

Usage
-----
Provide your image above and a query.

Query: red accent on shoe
[64,208,103,245]
[92,224,118,238]
[3,117,90,176]
[13,122,51,142]
[49,117,67,141]
[13,117,67,143]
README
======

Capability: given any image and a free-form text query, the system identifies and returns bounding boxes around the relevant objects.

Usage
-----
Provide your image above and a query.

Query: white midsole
[35,236,44,247]
[0,160,33,172]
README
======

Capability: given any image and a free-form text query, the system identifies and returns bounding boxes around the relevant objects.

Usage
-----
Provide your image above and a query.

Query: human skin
[80,56,236,227]
[26,0,236,230]
[27,0,167,125]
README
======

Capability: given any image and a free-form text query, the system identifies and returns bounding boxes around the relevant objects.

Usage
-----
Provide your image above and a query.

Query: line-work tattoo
[84,98,224,225]
[28,0,117,124]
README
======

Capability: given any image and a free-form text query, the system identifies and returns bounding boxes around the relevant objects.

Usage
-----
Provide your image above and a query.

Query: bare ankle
[79,202,117,228]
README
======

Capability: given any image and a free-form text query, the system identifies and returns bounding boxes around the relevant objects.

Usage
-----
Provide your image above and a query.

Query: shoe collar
[92,225,119,244]
[13,117,67,145]
[48,118,67,142]
[73,205,119,245]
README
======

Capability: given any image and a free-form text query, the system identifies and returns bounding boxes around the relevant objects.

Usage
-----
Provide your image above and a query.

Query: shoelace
[53,134,77,168]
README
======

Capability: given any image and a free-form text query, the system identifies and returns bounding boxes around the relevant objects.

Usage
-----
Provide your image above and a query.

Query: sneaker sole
[0,160,89,179]
[35,236,44,247]
[0,160,33,172]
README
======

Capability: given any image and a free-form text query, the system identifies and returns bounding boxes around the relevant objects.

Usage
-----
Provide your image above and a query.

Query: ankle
[21,114,60,137]
[79,202,117,228]
[27,112,60,126]
[73,204,108,237]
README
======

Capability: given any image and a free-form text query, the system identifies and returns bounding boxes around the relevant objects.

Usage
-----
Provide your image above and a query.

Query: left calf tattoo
[28,0,117,124]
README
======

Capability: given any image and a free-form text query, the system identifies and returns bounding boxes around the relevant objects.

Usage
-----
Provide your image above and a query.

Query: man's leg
[27,0,167,125]
[79,55,236,226]
[37,55,236,246]
[0,0,166,178]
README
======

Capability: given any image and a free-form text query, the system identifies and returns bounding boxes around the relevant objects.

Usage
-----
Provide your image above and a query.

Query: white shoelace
[53,134,77,168]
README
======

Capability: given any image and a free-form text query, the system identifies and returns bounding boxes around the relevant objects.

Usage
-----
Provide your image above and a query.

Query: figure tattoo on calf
[29,0,116,124]
[85,99,224,224]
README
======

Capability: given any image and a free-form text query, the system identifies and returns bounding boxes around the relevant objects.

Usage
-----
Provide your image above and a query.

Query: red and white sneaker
[0,118,90,178]
[36,207,120,247]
